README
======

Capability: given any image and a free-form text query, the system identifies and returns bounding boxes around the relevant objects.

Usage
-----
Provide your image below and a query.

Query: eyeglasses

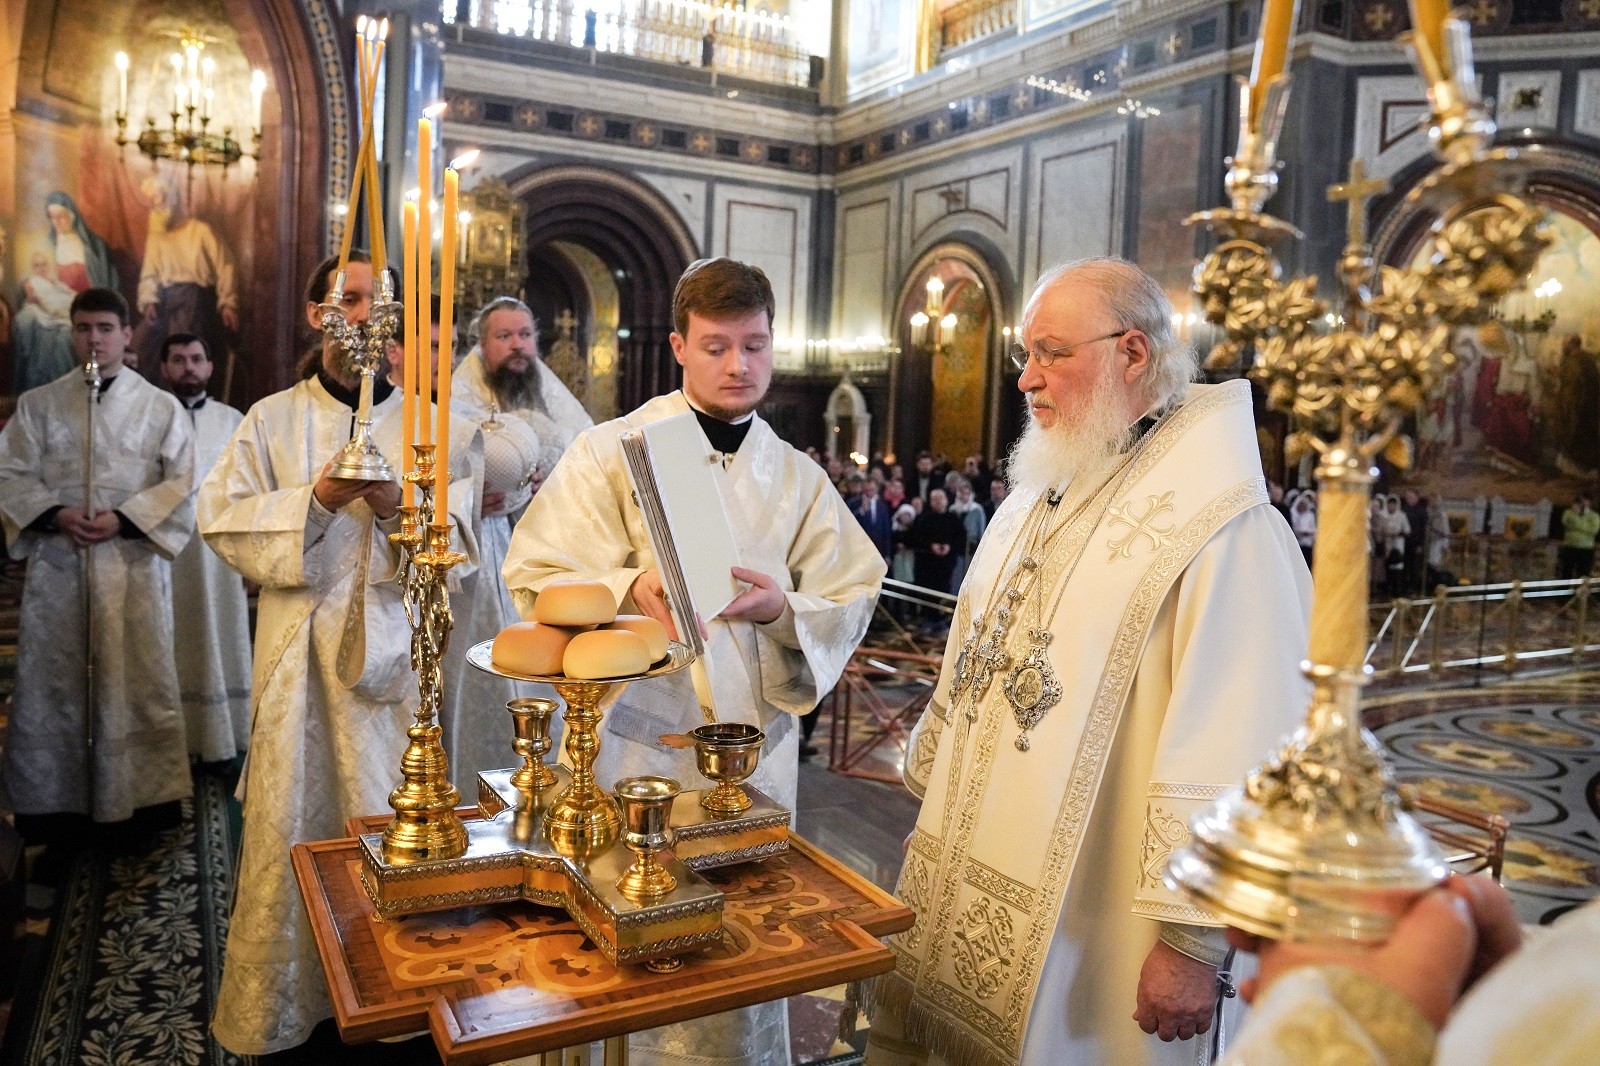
[1007,330,1130,372]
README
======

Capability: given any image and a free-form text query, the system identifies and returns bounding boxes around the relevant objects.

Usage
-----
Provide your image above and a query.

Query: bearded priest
[864,258,1312,1066]
[442,296,592,792]
[502,257,885,1065]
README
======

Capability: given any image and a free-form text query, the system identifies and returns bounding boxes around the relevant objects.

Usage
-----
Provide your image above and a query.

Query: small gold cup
[691,723,764,816]
[615,776,682,901]
[506,697,559,793]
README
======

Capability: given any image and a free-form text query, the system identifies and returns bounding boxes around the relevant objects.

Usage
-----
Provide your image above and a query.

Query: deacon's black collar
[181,394,208,411]
[692,406,752,455]
[317,366,395,411]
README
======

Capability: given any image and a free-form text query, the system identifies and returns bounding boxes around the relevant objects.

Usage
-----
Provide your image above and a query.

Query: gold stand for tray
[356,640,791,968]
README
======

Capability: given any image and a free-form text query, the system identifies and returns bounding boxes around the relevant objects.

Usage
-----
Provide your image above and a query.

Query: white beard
[1007,368,1134,498]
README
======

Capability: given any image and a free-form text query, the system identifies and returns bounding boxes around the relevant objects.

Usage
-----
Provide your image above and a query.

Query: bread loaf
[608,614,670,661]
[563,629,652,680]
[534,580,617,627]
[491,621,581,676]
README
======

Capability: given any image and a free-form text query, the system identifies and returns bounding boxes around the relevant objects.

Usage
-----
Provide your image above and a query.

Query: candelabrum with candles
[1165,12,1551,944]
[380,450,470,863]
[111,36,266,171]
[321,272,400,482]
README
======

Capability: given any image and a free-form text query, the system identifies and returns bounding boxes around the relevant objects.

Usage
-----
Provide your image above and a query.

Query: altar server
[865,258,1311,1066]
[502,258,884,1065]
[201,253,478,1055]
[159,332,251,762]
[0,288,195,840]
[441,296,592,791]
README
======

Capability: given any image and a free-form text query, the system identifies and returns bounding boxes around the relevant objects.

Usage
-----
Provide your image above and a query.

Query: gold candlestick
[1168,16,1550,944]
[381,448,469,865]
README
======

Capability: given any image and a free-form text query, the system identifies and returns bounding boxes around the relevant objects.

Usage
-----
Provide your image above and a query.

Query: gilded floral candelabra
[1166,16,1550,944]
[321,271,399,482]
[380,447,469,864]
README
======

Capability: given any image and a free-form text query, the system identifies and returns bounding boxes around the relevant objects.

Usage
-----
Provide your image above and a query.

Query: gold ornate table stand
[356,639,792,969]
[1167,14,1550,944]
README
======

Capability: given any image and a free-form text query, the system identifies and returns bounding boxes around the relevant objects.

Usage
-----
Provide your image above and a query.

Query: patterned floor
[1368,676,1600,925]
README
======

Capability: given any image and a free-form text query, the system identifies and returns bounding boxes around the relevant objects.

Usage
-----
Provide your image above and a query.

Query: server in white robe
[0,288,195,836]
[504,258,884,1066]
[441,296,592,791]
[200,254,478,1056]
[158,332,251,763]
[865,259,1312,1066]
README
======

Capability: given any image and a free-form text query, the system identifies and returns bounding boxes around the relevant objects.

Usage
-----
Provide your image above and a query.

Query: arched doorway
[2,0,340,404]
[888,242,1014,466]
[510,166,698,416]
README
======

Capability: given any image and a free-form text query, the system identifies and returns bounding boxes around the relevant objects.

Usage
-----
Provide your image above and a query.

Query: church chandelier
[112,31,267,172]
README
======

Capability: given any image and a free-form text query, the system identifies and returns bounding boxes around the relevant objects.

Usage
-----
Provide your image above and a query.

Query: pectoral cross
[1327,159,1390,250]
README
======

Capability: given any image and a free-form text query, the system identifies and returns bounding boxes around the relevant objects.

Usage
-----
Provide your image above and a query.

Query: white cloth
[200,377,478,1055]
[170,397,252,762]
[440,351,594,793]
[868,383,1312,1066]
[502,389,885,1066]
[0,371,195,821]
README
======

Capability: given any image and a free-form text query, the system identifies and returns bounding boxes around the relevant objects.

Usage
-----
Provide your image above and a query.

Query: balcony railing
[937,0,1016,56]
[451,0,815,88]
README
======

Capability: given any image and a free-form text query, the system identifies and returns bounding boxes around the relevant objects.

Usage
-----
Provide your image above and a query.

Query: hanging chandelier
[112,31,267,171]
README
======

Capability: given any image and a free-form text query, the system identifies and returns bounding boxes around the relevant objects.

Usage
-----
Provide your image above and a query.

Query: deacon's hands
[56,507,120,546]
[721,566,786,625]
[482,490,507,517]
[630,569,678,640]
[1132,938,1219,1042]
[365,480,400,520]
[313,462,401,519]
[1226,874,1521,1031]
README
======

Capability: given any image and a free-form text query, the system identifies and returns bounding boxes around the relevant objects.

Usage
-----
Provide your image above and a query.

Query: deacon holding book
[502,257,886,1066]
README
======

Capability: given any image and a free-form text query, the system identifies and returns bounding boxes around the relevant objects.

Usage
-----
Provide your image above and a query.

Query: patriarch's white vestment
[441,350,592,791]
[200,377,478,1055]
[170,396,252,762]
[869,382,1311,1066]
[502,389,885,1065]
[0,370,195,822]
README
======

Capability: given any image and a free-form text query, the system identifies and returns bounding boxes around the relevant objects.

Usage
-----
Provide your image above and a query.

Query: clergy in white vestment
[158,331,252,763]
[0,288,195,839]
[864,258,1312,1066]
[200,253,479,1056]
[1223,873,1594,1065]
[440,296,592,793]
[503,258,885,1066]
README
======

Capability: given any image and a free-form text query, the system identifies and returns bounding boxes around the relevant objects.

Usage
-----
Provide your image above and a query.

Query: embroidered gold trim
[1139,803,1191,891]
[966,859,1037,913]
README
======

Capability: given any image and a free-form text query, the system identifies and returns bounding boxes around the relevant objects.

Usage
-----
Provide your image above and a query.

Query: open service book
[620,410,742,657]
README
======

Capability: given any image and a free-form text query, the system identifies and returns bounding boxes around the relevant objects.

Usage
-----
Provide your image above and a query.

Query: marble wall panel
[836,195,895,339]
[1026,125,1126,290]
[714,186,813,342]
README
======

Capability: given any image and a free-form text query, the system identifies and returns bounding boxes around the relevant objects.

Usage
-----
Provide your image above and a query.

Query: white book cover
[622,411,742,649]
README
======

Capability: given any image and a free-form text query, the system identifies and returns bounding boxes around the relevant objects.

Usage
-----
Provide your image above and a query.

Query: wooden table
[293,819,912,1065]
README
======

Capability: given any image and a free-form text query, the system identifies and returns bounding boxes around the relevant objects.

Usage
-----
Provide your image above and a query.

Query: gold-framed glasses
[1007,330,1129,371]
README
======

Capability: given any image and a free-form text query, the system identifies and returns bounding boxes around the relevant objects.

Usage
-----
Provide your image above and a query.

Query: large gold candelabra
[380,448,469,864]
[1166,15,1550,944]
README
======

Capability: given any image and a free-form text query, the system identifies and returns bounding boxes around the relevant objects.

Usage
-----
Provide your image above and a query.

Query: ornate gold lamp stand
[1166,15,1550,943]
[380,445,469,864]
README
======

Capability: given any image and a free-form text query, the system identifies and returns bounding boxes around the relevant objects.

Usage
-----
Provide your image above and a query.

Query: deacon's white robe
[441,351,593,792]
[0,371,195,822]
[868,382,1312,1066]
[170,397,252,762]
[503,389,885,1066]
[200,377,478,1055]
[1225,897,1600,1065]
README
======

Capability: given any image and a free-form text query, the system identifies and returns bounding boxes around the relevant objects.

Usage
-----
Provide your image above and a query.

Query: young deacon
[0,288,195,842]
[502,257,885,1065]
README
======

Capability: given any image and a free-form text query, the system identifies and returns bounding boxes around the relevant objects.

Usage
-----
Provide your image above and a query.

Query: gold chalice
[691,723,764,816]
[615,776,682,901]
[506,697,559,793]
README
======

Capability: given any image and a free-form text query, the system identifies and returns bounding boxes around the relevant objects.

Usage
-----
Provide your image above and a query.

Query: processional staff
[81,353,101,819]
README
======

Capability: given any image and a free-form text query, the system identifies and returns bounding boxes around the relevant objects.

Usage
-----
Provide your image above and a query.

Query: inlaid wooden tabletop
[294,822,912,1065]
